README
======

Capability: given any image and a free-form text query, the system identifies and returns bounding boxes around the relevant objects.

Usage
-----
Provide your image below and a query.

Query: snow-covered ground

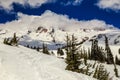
[0,12,120,80]
[0,42,95,80]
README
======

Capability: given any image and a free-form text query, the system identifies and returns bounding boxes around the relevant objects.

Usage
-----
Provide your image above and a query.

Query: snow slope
[0,10,120,80]
[0,42,95,80]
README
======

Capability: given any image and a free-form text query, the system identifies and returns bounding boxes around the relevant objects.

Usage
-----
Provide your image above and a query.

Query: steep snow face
[0,42,95,80]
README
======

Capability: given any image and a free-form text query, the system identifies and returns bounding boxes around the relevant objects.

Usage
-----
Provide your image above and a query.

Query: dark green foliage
[104,35,114,64]
[51,51,54,55]
[3,38,11,45]
[65,34,70,54]
[42,43,50,55]
[12,33,18,46]
[65,34,81,72]
[64,34,115,80]
[115,56,120,65]
[93,65,98,78]
[92,61,96,69]
[57,48,64,56]
[93,64,109,80]
[3,38,7,44]
[83,52,88,65]
[90,35,114,64]
[79,66,85,73]
[90,39,106,63]
[3,33,19,46]
[79,63,93,76]
[85,64,92,75]
[79,49,84,58]
[118,48,120,54]
[97,47,106,63]
[79,48,89,63]
[42,43,45,53]
[36,47,40,51]
[91,39,99,60]
[88,48,91,60]
[114,63,119,77]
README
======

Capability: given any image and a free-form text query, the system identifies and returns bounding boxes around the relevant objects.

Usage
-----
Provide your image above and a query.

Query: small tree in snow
[57,48,64,56]
[42,43,50,55]
[104,35,114,64]
[114,63,119,77]
[65,34,81,72]
[3,33,19,46]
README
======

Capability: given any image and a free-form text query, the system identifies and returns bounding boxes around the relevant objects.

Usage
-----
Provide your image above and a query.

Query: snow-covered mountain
[0,10,119,48]
[0,10,120,80]
[0,23,119,49]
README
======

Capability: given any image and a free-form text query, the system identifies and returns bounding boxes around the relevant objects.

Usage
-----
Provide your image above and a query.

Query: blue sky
[0,0,120,28]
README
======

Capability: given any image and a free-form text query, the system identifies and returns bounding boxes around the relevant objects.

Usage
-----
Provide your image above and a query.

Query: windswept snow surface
[0,42,95,80]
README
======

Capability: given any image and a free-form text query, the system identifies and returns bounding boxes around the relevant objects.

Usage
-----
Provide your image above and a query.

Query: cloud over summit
[0,10,115,32]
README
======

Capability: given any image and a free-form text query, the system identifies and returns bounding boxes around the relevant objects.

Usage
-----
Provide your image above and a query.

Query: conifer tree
[104,35,114,64]
[42,43,46,53]
[80,49,83,58]
[57,48,64,56]
[93,65,98,78]
[84,52,88,65]
[93,64,109,80]
[115,56,120,65]
[98,47,106,63]
[90,39,106,62]
[92,61,96,69]
[85,64,91,75]
[118,48,120,54]
[51,51,54,55]
[65,34,70,54]
[52,37,56,43]
[65,34,81,72]
[36,47,40,51]
[42,43,50,55]
[11,33,18,46]
[3,38,7,44]
[91,39,99,60]
[3,33,19,46]
[88,48,91,60]
[114,63,119,77]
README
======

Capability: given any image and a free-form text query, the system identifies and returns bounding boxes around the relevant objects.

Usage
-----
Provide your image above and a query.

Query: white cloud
[96,0,120,11]
[0,0,83,10]
[0,10,115,32]
[73,0,83,5]
[61,0,83,6]
[0,0,56,10]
